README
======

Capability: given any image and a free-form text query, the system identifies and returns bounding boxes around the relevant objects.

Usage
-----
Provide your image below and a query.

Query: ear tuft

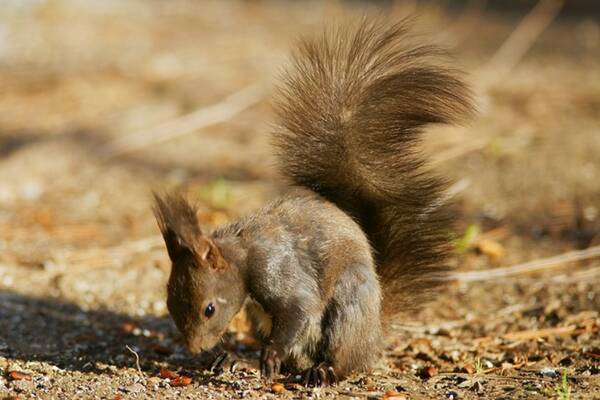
[152,192,203,262]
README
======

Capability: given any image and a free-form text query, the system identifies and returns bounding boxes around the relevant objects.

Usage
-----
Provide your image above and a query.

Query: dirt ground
[0,1,599,399]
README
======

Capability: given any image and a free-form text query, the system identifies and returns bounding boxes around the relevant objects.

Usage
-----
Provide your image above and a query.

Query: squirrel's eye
[204,303,215,318]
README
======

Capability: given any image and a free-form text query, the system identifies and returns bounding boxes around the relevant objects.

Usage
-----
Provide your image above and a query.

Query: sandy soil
[0,1,599,399]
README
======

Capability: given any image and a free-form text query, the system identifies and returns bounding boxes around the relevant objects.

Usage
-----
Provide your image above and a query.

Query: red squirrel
[153,18,473,386]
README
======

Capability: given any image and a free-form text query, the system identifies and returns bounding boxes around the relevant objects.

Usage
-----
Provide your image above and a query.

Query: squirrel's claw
[260,345,281,379]
[302,364,337,387]
[209,352,229,374]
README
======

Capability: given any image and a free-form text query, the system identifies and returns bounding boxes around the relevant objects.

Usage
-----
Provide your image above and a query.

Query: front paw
[209,352,229,374]
[302,364,338,387]
[260,345,282,379]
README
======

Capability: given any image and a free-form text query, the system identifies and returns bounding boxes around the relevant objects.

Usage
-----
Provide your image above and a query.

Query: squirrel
[152,18,473,386]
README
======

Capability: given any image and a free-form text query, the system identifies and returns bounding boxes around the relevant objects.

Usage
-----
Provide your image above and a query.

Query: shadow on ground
[0,291,222,375]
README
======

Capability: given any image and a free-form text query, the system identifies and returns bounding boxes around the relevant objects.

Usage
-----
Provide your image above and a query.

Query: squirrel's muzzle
[185,338,203,354]
[184,333,220,354]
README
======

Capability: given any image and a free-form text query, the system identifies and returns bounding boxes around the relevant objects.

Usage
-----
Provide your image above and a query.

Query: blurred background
[0,0,598,398]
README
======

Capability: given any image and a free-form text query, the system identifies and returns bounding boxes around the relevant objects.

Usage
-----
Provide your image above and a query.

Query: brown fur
[153,18,473,383]
[153,193,247,353]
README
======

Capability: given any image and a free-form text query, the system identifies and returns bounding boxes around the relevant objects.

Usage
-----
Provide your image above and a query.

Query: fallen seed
[170,376,192,386]
[159,368,179,379]
[383,390,407,399]
[8,371,32,381]
[271,383,285,393]
[120,322,136,334]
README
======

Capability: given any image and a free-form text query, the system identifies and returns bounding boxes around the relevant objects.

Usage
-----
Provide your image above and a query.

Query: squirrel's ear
[194,237,212,261]
[195,238,228,272]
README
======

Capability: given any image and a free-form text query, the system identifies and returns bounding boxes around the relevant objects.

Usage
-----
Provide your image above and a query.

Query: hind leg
[249,262,382,386]
[304,263,383,385]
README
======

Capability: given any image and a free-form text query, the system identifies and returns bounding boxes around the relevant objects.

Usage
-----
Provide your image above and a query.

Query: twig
[126,345,142,375]
[420,178,471,216]
[501,325,577,341]
[391,317,478,334]
[393,302,534,334]
[434,370,597,384]
[432,136,490,166]
[474,325,584,343]
[430,372,551,383]
[549,265,600,283]
[513,265,600,285]
[101,84,264,158]
[453,245,600,282]
[479,0,565,84]
[440,178,471,205]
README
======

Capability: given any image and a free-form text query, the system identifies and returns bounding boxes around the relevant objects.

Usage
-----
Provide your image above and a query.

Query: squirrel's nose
[185,337,203,354]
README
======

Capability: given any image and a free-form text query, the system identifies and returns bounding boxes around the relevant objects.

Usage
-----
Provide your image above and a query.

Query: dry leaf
[423,366,439,378]
[462,363,476,374]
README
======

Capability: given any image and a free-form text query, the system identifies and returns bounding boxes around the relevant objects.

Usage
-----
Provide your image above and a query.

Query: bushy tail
[272,18,473,319]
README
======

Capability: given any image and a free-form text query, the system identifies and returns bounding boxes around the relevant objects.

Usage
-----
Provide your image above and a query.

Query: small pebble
[447,390,459,399]
[147,377,162,385]
[540,367,558,379]
[127,383,145,393]
[10,379,33,393]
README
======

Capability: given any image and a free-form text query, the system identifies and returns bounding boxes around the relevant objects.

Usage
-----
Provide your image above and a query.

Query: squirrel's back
[272,18,473,319]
